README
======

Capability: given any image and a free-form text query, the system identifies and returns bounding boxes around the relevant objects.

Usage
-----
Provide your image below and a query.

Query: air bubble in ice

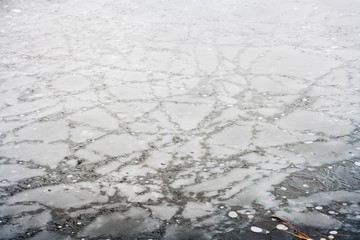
[228,211,238,218]
[250,226,263,233]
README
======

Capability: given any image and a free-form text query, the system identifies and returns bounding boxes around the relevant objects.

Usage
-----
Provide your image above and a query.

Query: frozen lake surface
[0,0,360,239]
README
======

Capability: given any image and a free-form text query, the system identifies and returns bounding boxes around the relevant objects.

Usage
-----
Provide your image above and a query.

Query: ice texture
[0,0,359,239]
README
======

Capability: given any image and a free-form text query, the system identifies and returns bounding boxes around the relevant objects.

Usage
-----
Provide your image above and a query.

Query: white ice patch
[0,164,45,184]
[184,167,256,193]
[250,226,268,234]
[80,208,161,237]
[4,120,68,143]
[251,46,341,78]
[0,142,69,168]
[277,110,354,137]
[163,102,213,131]
[289,191,360,206]
[250,226,262,233]
[70,108,119,130]
[276,224,288,231]
[147,205,178,220]
[224,172,288,208]
[7,183,108,208]
[228,211,238,218]
[182,202,214,220]
[208,124,253,153]
[51,74,90,92]
[86,134,148,156]
[70,126,104,143]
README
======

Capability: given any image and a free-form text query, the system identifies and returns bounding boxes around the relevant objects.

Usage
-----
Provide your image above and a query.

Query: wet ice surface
[0,0,360,239]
